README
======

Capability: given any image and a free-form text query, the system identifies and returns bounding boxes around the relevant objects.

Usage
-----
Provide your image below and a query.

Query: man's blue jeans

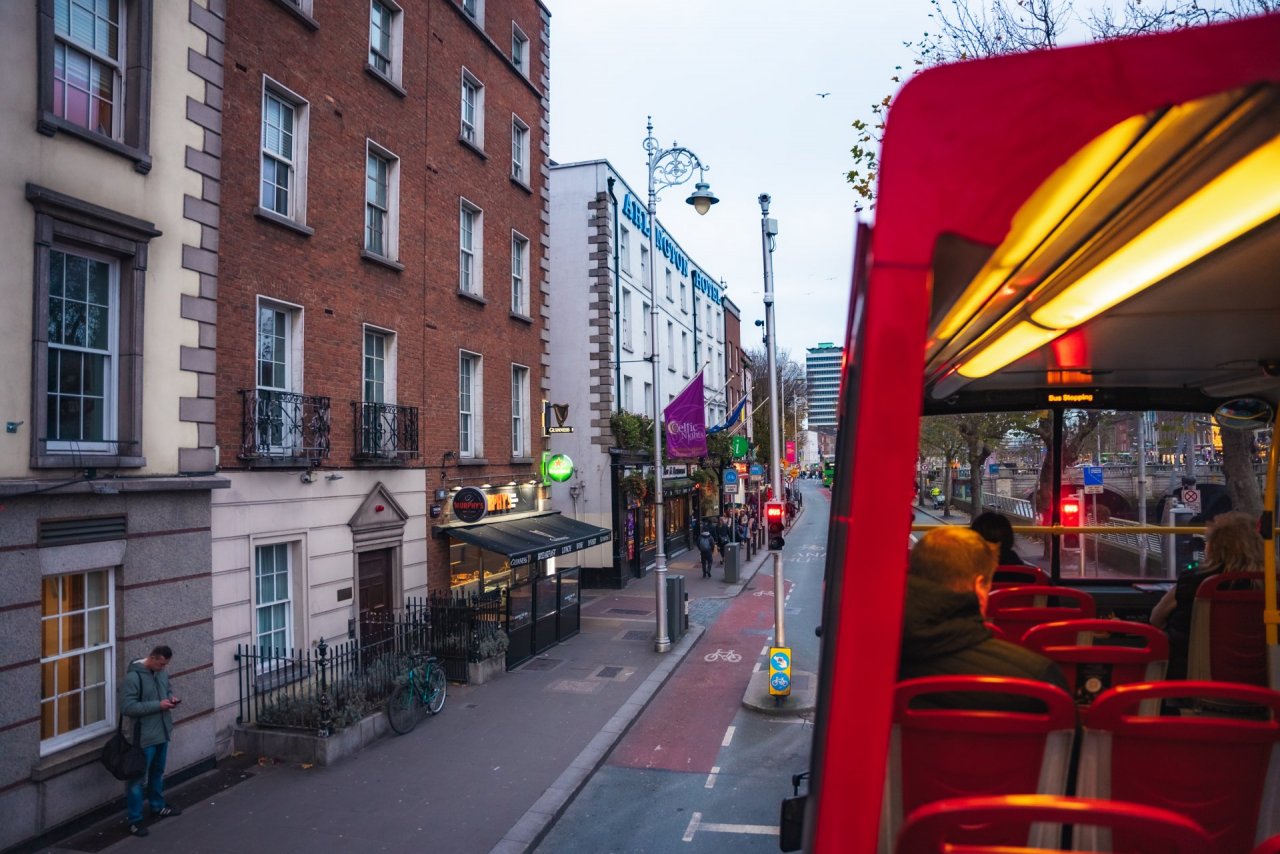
[125,741,168,823]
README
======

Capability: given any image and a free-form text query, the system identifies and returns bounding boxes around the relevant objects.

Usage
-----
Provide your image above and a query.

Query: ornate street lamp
[644,116,717,653]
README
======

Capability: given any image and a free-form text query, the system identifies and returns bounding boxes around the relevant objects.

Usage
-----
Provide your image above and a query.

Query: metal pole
[760,194,785,649]
[647,120,670,654]
[1138,411,1148,572]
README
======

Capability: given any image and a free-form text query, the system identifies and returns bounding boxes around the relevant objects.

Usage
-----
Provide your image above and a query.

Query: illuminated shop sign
[545,453,574,482]
[1046,392,1096,403]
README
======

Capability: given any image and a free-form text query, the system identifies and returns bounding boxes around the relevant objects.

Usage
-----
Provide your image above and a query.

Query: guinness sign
[452,486,488,523]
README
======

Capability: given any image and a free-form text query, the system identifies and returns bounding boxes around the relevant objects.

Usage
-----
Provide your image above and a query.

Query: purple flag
[664,371,706,459]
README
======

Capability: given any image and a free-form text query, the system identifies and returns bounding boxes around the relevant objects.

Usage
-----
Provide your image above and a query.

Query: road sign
[749,464,764,477]
[1181,487,1201,511]
[988,463,1000,475]
[768,646,792,696]
[723,469,739,486]
[1083,466,1104,486]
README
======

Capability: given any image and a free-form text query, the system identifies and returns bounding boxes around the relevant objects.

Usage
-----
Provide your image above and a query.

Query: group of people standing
[696,509,756,577]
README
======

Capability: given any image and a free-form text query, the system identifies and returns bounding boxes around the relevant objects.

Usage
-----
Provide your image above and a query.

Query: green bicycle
[386,653,447,734]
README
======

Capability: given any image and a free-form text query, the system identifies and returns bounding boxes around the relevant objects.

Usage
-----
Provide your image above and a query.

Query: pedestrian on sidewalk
[715,515,730,563]
[696,527,715,577]
[121,645,184,837]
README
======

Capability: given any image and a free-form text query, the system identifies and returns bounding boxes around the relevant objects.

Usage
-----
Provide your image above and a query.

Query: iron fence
[352,401,420,461]
[238,389,332,462]
[234,593,506,735]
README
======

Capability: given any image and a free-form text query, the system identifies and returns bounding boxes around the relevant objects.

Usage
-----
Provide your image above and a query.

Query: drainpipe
[607,176,621,409]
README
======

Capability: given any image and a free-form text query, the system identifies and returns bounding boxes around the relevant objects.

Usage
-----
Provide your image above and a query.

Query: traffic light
[766,501,786,550]
[1061,497,1081,551]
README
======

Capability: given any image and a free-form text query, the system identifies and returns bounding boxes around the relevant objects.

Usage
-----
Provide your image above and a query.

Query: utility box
[724,542,741,584]
[665,573,686,642]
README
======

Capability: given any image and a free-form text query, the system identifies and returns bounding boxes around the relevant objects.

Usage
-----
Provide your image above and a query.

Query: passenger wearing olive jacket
[120,645,183,837]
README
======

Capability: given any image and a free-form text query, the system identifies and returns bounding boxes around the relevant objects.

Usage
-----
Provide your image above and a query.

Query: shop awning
[441,513,612,567]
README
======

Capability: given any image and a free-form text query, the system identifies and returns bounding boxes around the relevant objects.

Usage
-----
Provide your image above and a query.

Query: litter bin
[665,573,685,642]
[723,542,740,584]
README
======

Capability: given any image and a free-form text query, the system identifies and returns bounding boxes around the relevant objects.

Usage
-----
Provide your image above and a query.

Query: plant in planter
[471,628,509,663]
[620,473,649,501]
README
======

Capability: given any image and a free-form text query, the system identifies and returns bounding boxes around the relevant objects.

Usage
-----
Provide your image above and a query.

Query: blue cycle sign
[723,469,739,486]
[768,646,792,697]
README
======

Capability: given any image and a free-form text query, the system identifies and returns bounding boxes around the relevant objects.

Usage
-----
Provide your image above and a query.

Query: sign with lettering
[1046,392,1096,403]
[452,487,487,523]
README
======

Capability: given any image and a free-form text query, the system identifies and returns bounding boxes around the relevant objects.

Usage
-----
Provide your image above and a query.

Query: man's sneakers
[154,805,182,818]
[128,822,149,837]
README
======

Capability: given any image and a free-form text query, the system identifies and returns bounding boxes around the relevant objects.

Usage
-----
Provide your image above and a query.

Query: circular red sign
[452,487,488,523]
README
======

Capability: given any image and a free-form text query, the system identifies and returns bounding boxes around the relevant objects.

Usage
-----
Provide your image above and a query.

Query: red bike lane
[607,572,790,774]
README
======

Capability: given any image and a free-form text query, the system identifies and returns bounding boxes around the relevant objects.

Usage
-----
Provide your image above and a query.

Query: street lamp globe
[685,182,719,215]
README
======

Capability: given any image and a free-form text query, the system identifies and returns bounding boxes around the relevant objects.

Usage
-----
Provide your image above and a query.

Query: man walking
[121,645,183,836]
[696,524,715,577]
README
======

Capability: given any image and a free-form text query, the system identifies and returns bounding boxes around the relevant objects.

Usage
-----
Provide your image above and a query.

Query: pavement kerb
[488,622,708,854]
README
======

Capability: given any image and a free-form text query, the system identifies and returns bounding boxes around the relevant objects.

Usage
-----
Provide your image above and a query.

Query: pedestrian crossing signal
[766,502,785,550]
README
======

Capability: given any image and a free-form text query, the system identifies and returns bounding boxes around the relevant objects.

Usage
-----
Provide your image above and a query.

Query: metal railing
[238,389,331,462]
[352,401,420,461]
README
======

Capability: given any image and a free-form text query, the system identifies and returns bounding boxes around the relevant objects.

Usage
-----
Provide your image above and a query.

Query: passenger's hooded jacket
[121,659,175,747]
[899,576,1069,710]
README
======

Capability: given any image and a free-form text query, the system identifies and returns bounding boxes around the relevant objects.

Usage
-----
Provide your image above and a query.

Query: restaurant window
[41,568,113,754]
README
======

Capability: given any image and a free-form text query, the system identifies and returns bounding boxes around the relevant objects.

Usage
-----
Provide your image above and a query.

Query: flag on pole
[663,371,706,458]
[707,395,748,434]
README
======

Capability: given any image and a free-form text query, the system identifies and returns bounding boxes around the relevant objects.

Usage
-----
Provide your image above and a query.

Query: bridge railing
[982,496,1165,557]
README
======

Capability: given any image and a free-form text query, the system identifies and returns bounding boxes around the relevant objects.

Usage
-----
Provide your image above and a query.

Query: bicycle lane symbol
[703,648,742,663]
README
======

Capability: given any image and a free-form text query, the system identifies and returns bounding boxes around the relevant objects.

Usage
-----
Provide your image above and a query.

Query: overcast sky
[545,0,938,359]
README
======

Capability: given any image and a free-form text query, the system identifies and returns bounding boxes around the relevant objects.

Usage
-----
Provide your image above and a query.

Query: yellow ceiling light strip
[1031,132,1280,329]
[956,321,1063,378]
[933,115,1150,342]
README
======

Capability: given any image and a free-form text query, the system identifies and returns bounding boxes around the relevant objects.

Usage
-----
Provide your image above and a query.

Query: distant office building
[806,342,843,432]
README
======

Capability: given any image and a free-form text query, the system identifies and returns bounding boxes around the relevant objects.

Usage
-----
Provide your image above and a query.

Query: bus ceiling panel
[923,86,1280,383]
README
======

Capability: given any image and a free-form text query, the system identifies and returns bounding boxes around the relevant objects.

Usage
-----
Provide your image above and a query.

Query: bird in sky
[816,92,830,98]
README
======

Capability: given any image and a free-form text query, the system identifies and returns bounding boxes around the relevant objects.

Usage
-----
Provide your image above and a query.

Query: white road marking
[721,725,736,747]
[760,645,769,656]
[753,661,761,672]
[682,813,780,842]
[705,766,720,788]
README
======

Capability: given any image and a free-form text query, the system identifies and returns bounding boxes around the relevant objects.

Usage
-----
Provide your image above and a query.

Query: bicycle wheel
[424,665,447,715]
[387,681,420,734]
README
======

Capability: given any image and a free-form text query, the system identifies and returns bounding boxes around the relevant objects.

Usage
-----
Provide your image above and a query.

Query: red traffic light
[765,502,784,521]
[1061,500,1080,519]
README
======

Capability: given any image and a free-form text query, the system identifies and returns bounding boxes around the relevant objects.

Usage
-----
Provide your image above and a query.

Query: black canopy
[442,513,612,567]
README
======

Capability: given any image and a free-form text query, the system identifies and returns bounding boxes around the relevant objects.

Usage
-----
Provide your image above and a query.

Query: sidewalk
[33,539,776,854]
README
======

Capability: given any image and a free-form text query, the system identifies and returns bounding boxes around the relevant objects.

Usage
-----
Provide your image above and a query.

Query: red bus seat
[992,564,1049,589]
[895,794,1214,854]
[983,622,1008,642]
[1188,572,1267,686]
[880,676,1076,853]
[1077,681,1280,853]
[986,586,1096,645]
[1021,619,1168,708]
[1255,836,1280,854]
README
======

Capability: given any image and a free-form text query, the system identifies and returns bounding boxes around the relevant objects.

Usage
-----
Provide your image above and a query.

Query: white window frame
[641,301,650,358]
[680,279,688,313]
[459,199,483,295]
[643,381,653,418]
[623,375,634,412]
[362,326,398,456]
[620,227,631,273]
[621,287,632,352]
[667,321,675,373]
[510,115,530,184]
[665,268,673,300]
[260,78,309,223]
[51,0,124,139]
[364,140,400,260]
[460,67,484,148]
[511,23,529,76]
[510,230,529,316]
[40,568,114,756]
[459,350,483,457]
[254,541,294,660]
[255,298,304,452]
[682,330,690,377]
[45,245,120,454]
[639,245,649,288]
[368,0,404,86]
[511,363,529,458]
[461,0,483,26]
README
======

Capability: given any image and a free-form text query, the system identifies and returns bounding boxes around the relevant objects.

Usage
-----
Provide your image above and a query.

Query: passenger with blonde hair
[1151,510,1264,679]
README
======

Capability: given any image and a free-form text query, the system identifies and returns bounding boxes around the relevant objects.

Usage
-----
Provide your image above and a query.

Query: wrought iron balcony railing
[353,401,420,461]
[239,389,331,463]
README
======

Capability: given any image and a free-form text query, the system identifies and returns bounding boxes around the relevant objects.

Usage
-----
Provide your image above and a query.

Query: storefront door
[558,569,580,640]
[357,548,393,646]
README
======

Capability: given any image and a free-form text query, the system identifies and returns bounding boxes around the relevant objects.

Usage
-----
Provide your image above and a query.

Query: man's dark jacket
[899,576,1069,710]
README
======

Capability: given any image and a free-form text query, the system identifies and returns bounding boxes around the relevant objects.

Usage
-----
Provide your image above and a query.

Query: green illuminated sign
[545,453,574,483]
[730,436,749,458]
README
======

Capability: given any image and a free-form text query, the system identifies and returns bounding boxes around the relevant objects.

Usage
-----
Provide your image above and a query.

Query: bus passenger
[899,527,1068,710]
[970,511,1028,567]
[1150,510,1263,680]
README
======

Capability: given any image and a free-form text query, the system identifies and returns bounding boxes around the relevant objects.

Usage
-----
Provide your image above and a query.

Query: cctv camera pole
[760,194,785,648]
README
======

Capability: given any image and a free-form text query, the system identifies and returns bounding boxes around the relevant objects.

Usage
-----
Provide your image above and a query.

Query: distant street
[534,478,829,853]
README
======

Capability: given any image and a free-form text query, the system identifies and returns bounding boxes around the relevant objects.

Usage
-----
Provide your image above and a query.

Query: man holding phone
[120,645,183,837]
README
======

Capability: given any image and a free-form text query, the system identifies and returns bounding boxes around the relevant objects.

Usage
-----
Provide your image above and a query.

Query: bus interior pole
[760,193,785,649]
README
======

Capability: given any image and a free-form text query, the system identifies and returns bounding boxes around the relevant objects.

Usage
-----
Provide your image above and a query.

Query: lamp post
[759,193,785,648]
[643,117,718,653]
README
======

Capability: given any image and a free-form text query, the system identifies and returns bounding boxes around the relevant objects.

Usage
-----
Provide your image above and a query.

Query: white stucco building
[548,160,733,587]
